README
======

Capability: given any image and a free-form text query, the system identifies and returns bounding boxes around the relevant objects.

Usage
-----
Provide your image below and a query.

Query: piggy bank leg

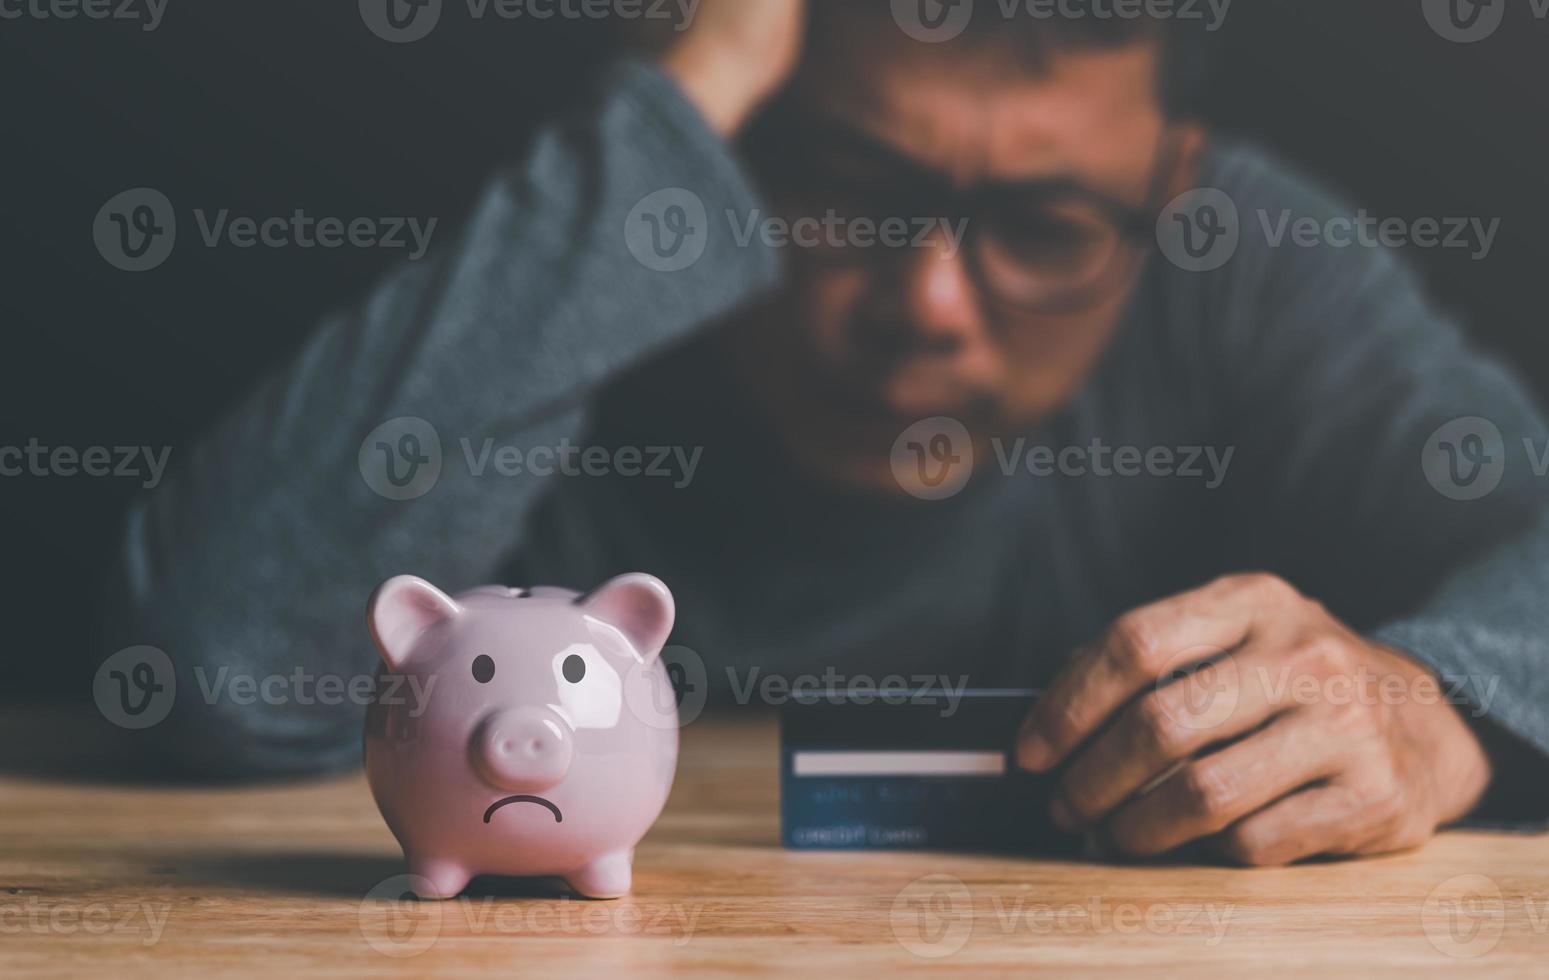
[564,849,633,900]
[406,857,472,901]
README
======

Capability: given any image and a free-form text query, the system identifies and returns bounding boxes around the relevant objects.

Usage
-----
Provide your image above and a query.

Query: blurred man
[110,0,1549,864]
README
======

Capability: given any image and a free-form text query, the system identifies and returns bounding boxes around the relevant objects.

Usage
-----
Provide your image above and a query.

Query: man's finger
[1104,706,1340,857]
[1213,782,1368,866]
[1053,635,1300,829]
[1017,574,1298,771]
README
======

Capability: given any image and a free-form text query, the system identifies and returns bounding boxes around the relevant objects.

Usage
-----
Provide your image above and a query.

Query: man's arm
[102,2,806,777]
[1210,146,1549,790]
[1015,144,1549,861]
[1372,510,1549,828]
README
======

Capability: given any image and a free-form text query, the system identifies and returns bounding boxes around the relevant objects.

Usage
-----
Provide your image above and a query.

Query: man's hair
[815,0,1213,116]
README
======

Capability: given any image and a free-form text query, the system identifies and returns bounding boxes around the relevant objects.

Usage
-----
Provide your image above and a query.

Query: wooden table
[2,707,1547,977]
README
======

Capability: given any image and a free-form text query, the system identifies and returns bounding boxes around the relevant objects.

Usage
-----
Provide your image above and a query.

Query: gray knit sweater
[111,64,1549,825]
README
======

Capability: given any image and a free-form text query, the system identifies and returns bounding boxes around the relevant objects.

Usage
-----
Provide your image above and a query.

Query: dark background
[3,1,1547,696]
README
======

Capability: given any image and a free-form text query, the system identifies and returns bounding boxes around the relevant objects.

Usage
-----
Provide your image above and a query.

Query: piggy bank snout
[473,707,574,792]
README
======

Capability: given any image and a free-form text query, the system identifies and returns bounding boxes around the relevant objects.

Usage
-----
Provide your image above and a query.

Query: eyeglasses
[740,113,1180,316]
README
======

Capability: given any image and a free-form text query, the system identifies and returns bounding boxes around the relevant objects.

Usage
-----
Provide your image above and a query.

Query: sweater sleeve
[103,61,778,777]
[1204,144,1549,826]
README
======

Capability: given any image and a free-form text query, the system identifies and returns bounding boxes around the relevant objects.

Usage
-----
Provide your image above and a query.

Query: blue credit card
[780,689,1083,853]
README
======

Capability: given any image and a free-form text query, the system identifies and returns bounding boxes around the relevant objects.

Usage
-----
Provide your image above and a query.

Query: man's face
[721,20,1193,493]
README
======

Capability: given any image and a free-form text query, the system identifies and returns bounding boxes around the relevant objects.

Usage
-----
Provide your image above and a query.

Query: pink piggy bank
[363,573,680,900]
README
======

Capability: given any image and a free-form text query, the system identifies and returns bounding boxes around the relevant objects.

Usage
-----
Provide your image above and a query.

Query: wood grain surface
[1,706,1546,977]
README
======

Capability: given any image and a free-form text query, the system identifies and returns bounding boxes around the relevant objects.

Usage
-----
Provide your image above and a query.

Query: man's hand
[1016,574,1494,865]
[658,0,806,136]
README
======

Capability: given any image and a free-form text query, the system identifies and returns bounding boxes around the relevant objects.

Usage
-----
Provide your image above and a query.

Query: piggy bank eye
[553,644,620,728]
[472,655,496,684]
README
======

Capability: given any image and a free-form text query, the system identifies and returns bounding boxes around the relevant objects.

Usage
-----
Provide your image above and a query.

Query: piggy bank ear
[368,576,463,670]
[579,574,675,662]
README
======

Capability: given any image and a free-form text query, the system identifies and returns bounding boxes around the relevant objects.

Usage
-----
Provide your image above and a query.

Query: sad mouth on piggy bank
[483,795,563,823]
[363,574,682,901]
